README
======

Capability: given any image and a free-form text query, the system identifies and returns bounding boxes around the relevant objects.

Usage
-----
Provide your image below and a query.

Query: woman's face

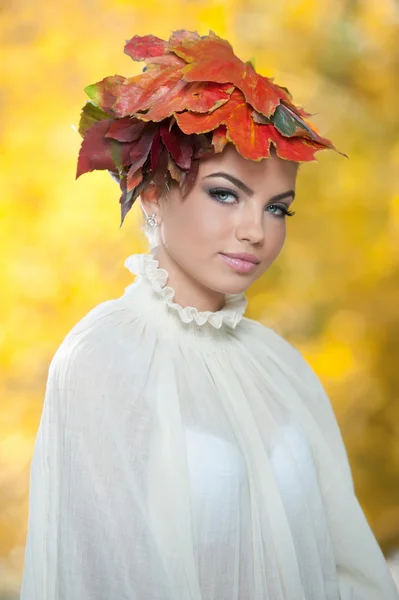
[142,144,299,296]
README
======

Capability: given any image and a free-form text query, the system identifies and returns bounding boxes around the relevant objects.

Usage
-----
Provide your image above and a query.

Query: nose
[235,206,265,245]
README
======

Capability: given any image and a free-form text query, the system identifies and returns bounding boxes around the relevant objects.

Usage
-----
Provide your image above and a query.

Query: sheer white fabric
[21,253,398,600]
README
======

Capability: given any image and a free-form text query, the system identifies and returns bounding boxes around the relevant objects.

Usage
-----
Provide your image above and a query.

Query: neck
[152,245,227,313]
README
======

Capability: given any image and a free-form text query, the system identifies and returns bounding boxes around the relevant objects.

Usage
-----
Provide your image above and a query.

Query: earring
[146,213,158,230]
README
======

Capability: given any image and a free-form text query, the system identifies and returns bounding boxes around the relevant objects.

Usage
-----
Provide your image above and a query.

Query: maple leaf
[181,159,200,197]
[119,174,148,226]
[124,34,168,61]
[150,129,162,171]
[112,66,183,117]
[105,117,147,143]
[212,126,229,153]
[78,102,111,137]
[126,123,157,190]
[84,75,126,114]
[171,32,290,117]
[270,137,324,162]
[126,166,143,193]
[77,29,345,226]
[175,88,244,134]
[138,81,234,122]
[160,122,193,170]
[76,119,120,178]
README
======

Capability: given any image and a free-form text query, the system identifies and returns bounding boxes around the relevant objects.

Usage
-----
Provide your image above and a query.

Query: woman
[20,30,398,600]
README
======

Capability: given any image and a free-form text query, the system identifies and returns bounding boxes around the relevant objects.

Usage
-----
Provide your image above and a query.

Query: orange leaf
[76,119,117,177]
[160,122,193,169]
[212,126,228,153]
[225,103,273,161]
[269,135,323,162]
[84,75,126,114]
[171,32,290,117]
[113,66,183,117]
[180,159,199,197]
[126,166,143,193]
[124,34,168,61]
[175,88,244,134]
[169,30,201,47]
[105,117,147,142]
[167,155,183,182]
[127,123,157,180]
[141,81,234,122]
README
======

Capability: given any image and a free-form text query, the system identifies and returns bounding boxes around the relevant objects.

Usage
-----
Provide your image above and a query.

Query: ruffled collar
[124,253,247,330]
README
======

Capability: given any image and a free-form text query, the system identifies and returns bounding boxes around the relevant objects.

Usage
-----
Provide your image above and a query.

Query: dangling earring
[141,205,160,249]
[145,213,158,231]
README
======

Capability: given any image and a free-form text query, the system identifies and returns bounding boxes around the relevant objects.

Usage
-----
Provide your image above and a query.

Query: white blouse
[20,253,398,600]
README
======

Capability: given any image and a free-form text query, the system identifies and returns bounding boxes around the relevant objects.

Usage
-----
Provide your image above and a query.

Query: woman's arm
[20,323,174,600]
[301,358,399,600]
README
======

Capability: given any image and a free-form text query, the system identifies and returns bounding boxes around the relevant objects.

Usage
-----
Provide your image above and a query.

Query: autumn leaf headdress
[76,30,344,226]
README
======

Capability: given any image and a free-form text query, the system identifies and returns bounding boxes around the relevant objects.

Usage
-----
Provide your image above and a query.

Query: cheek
[263,220,287,259]
[162,199,228,247]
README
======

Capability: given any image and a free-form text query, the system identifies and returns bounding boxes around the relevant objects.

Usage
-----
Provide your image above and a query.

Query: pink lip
[222,252,260,264]
[220,253,260,274]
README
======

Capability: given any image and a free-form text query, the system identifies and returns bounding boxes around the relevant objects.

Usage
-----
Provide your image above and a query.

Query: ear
[139,183,163,221]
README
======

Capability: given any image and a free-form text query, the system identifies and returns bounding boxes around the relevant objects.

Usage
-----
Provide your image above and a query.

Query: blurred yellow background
[1,0,399,596]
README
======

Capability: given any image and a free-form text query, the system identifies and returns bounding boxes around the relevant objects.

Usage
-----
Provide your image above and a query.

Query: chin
[214,276,255,296]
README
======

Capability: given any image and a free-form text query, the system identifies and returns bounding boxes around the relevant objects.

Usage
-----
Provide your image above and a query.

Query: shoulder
[48,296,141,390]
[238,317,354,479]
[237,316,309,378]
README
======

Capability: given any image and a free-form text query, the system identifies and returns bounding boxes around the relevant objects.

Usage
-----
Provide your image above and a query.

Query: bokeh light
[1,0,399,595]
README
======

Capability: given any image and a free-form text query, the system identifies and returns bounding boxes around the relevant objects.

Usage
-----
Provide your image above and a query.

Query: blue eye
[209,188,239,204]
[208,188,296,218]
[266,204,295,218]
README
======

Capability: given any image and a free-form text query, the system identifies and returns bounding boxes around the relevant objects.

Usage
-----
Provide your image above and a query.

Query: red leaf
[124,34,168,61]
[151,148,169,187]
[192,133,214,159]
[171,31,236,66]
[269,136,324,162]
[126,166,143,193]
[78,102,112,137]
[177,88,271,160]
[175,88,244,134]
[119,174,148,226]
[128,124,157,175]
[160,122,193,170]
[180,159,199,197]
[84,75,126,114]
[252,110,272,125]
[113,65,183,117]
[105,117,147,142]
[225,103,273,160]
[76,119,116,178]
[143,53,185,68]
[141,81,233,122]
[167,155,184,182]
[281,99,313,119]
[171,32,291,117]
[212,125,228,153]
[169,30,201,47]
[108,38,234,123]
[150,129,162,171]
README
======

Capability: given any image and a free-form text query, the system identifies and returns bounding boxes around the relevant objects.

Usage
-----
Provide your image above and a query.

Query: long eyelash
[268,204,296,218]
[209,189,296,217]
[209,187,239,202]
[284,209,296,217]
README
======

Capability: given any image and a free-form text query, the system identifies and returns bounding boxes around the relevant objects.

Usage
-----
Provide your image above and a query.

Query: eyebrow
[203,171,295,202]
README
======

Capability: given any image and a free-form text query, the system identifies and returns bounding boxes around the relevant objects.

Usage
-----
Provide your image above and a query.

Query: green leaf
[84,83,100,103]
[271,104,309,137]
[78,102,111,137]
[110,139,124,173]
